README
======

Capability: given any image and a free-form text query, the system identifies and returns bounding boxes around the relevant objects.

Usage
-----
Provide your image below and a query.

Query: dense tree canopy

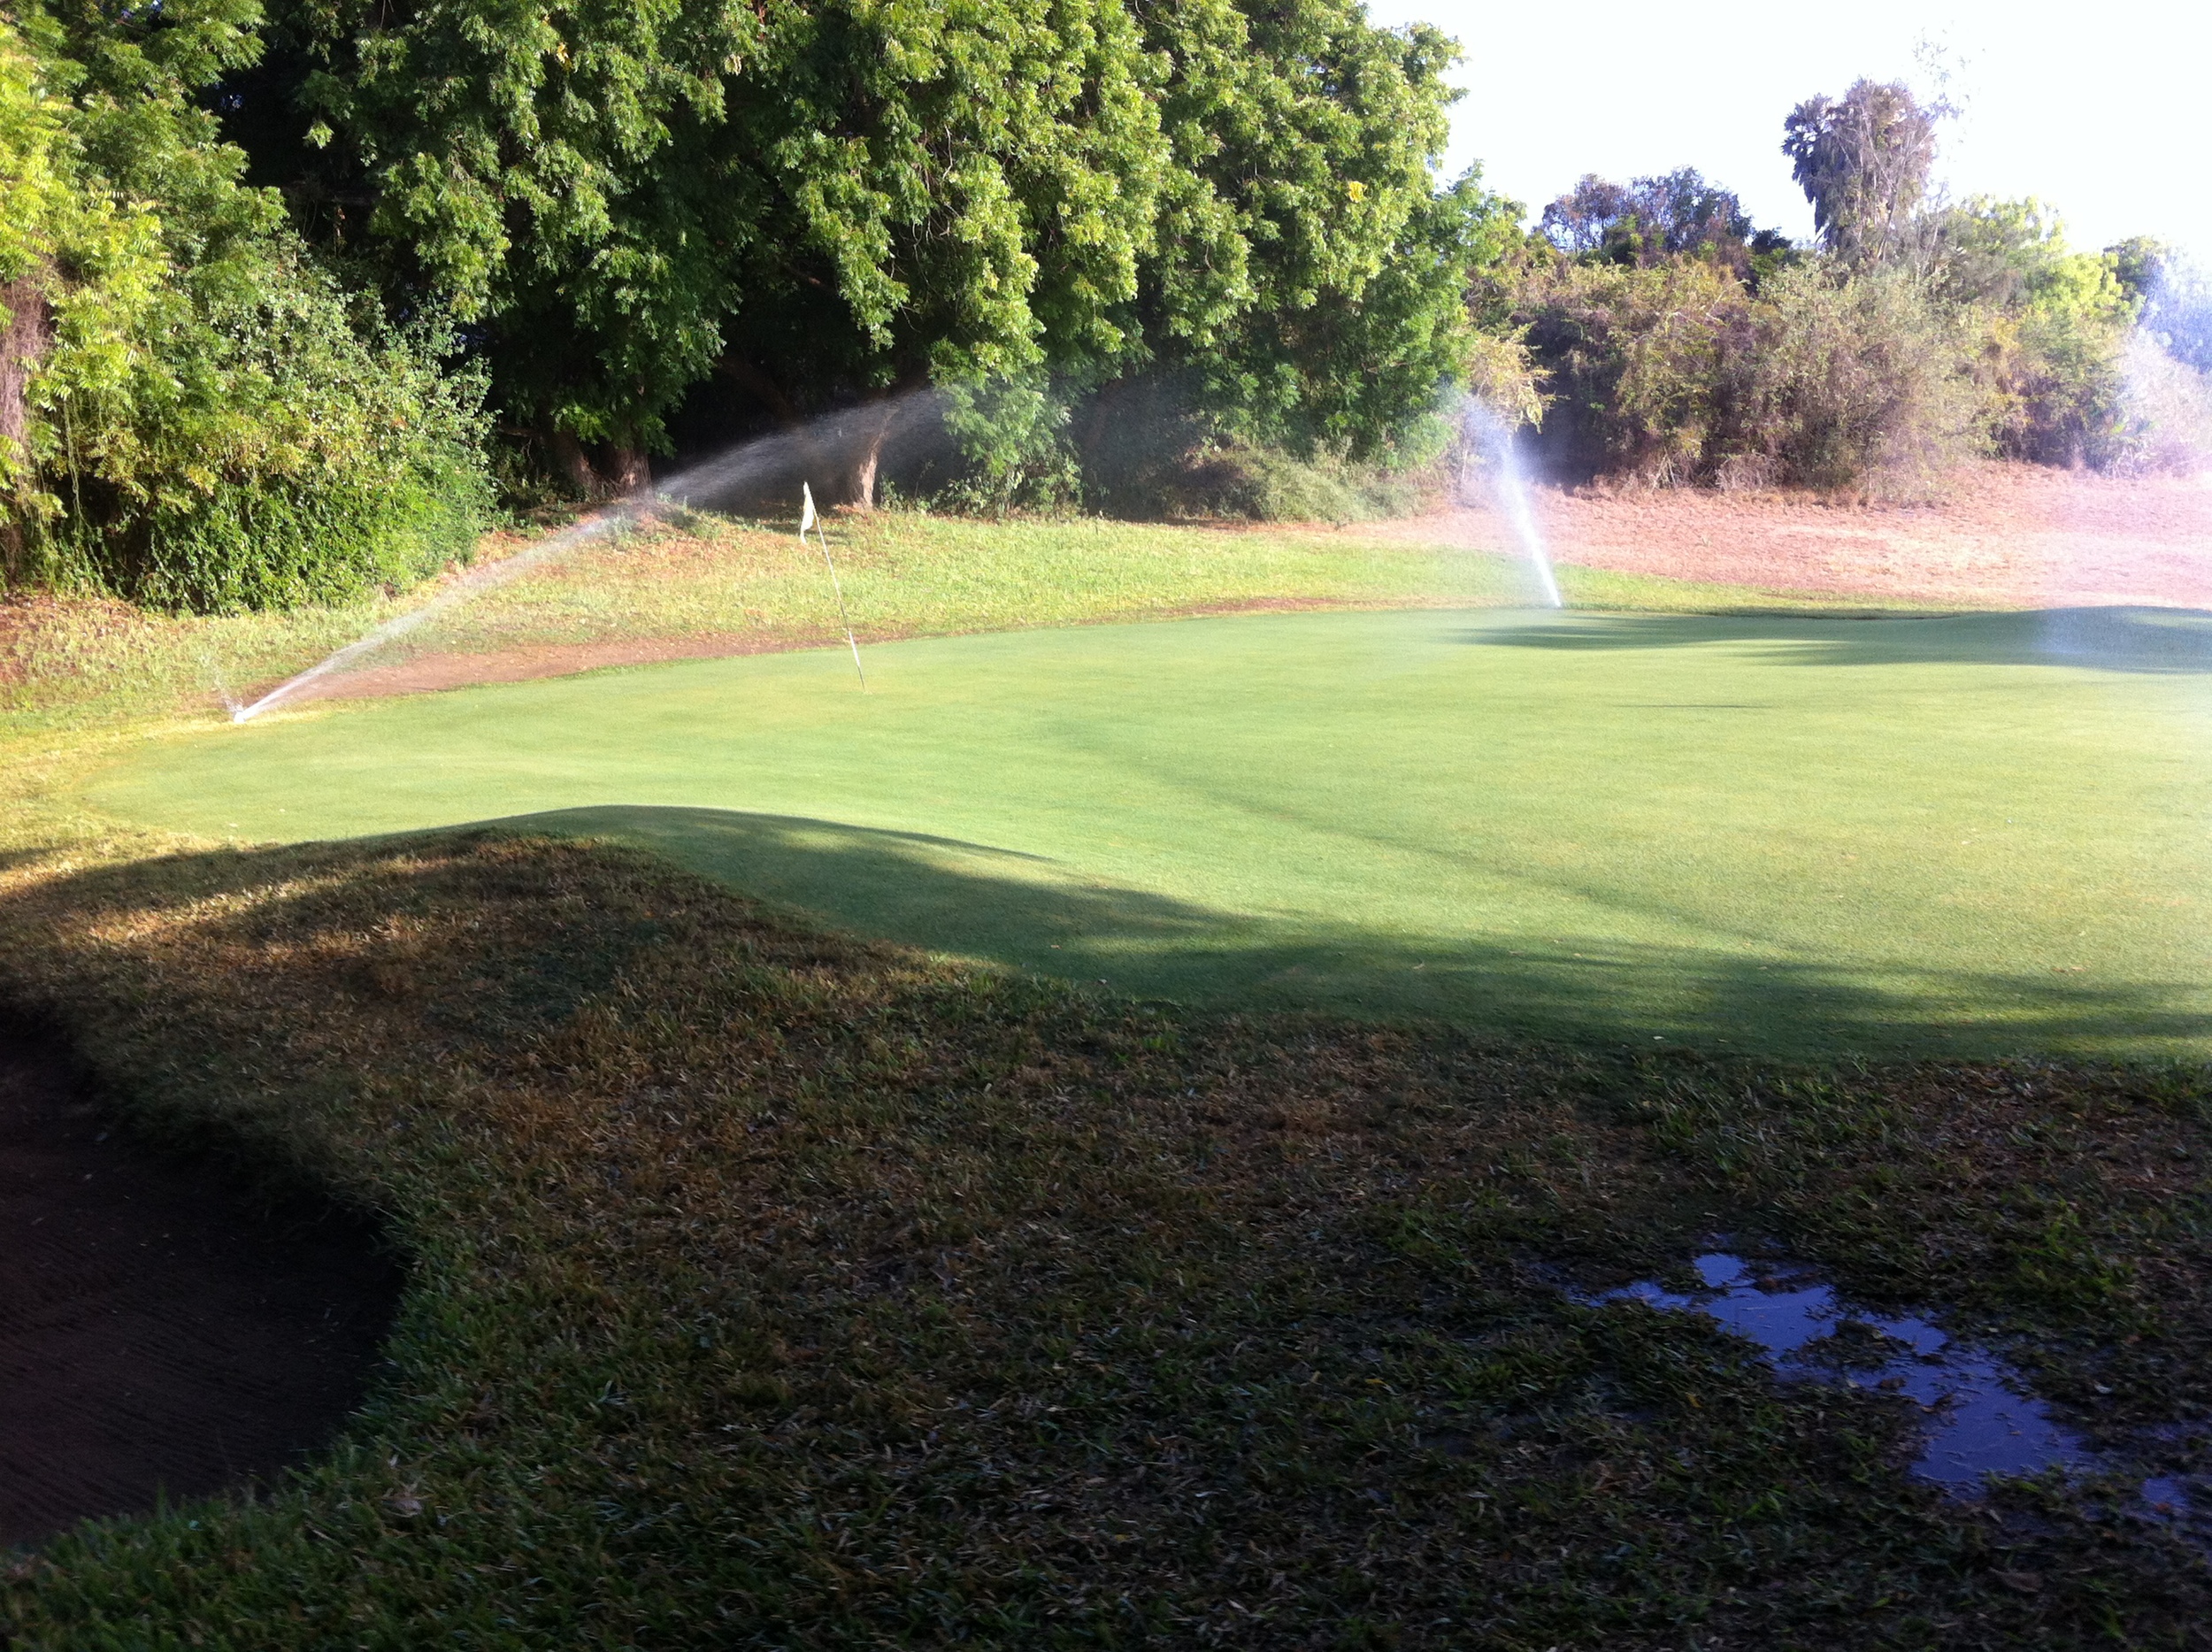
[0,1,488,610]
[231,0,1502,498]
[1538,167,1786,280]
[1133,1,1505,459]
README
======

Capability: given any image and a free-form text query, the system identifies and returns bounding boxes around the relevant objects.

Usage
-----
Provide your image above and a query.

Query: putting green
[86,606,2212,1057]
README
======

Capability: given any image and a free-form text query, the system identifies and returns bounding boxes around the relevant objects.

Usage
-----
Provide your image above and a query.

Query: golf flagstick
[801,482,866,690]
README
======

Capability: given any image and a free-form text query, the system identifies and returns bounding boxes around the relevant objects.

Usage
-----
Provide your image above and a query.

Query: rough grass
[0,829,2208,1648]
[433,508,1908,656]
[0,506,1934,734]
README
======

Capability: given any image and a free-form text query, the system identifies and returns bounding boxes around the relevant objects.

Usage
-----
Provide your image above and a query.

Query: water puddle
[1593,1252,2200,1519]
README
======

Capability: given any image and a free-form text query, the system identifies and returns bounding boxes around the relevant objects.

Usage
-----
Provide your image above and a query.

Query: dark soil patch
[0,1022,399,1548]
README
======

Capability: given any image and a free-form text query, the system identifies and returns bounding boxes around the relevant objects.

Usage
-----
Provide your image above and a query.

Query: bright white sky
[1364,0,2212,257]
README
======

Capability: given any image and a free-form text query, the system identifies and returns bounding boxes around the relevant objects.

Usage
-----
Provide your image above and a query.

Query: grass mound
[1,831,2207,1645]
[89,605,2212,1060]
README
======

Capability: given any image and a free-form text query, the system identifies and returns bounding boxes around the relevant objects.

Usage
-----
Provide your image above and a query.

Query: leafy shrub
[1056,372,1430,522]
[0,5,490,613]
[1500,252,1994,497]
[29,257,491,611]
[1171,442,1426,523]
[2106,332,2212,475]
[1509,257,1756,486]
[1927,199,2137,469]
[1739,264,1992,496]
[933,373,1082,517]
[1494,136,2154,495]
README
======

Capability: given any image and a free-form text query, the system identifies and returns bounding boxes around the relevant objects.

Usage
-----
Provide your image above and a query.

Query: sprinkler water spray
[227,395,933,723]
[227,509,633,722]
[1460,397,1563,609]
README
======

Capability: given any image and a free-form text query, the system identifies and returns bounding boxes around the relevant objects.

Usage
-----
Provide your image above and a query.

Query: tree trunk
[548,430,602,498]
[842,385,919,511]
[604,443,652,495]
[0,277,52,474]
[0,278,52,584]
[847,416,889,511]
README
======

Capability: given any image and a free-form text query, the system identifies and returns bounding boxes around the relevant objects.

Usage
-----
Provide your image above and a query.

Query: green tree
[1,1,489,611]
[1133,0,1505,464]
[1782,79,1939,269]
[262,0,1168,499]
[247,0,1500,503]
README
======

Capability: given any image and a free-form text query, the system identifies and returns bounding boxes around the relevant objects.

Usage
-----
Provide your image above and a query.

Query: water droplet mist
[1459,396,1563,610]
[227,395,938,723]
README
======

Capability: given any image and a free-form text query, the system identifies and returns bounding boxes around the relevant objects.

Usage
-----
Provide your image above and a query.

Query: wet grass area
[1589,1249,2208,1524]
[0,831,2207,1646]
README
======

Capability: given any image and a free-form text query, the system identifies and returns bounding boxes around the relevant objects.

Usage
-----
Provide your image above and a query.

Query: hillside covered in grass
[1,827,2209,1647]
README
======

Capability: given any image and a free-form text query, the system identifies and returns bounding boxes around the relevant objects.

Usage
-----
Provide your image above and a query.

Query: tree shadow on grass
[1458,607,2212,674]
[452,804,2210,1062]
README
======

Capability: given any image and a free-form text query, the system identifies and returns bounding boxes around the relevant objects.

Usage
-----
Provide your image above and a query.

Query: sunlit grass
[86,604,2212,1060]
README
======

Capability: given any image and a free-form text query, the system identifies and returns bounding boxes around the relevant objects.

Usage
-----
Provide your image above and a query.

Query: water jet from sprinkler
[1459,396,1563,610]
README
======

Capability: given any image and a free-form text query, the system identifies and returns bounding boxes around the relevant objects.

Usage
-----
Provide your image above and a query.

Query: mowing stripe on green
[85,605,2212,1057]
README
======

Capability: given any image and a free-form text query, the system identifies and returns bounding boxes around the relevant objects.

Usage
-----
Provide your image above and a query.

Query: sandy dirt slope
[1394,463,2212,609]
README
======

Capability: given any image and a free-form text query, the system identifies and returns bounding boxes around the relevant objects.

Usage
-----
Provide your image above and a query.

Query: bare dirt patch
[0,1022,399,1547]
[296,634,792,702]
[261,597,1380,705]
[1396,463,2212,608]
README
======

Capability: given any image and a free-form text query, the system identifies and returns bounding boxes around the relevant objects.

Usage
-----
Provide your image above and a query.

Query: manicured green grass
[87,603,2212,1058]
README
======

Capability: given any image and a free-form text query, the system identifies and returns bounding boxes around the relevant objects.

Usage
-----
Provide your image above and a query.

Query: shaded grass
[0,830,2206,1646]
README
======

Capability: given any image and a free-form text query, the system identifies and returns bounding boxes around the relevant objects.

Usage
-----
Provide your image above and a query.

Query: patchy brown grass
[1396,461,2212,608]
[0,829,2206,1646]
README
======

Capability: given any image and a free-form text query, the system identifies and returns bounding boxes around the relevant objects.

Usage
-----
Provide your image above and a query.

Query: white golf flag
[800,481,865,690]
